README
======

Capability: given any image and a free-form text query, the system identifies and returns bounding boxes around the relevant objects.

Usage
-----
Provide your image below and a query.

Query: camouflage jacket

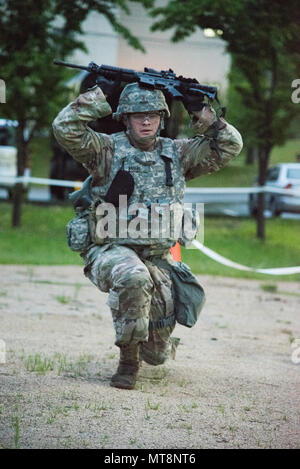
[52,86,243,187]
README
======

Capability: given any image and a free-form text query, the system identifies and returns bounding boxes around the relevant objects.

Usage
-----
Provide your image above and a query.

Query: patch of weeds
[215,322,227,329]
[178,378,186,388]
[61,390,78,401]
[181,404,191,413]
[130,438,137,445]
[0,290,7,297]
[243,406,251,412]
[135,382,147,392]
[101,435,109,447]
[93,402,108,412]
[107,353,116,359]
[192,402,198,409]
[56,353,94,378]
[54,295,71,305]
[260,283,278,293]
[146,399,160,411]
[92,313,102,320]
[180,423,193,433]
[24,354,55,374]
[11,413,20,448]
[46,406,70,424]
[280,330,295,344]
[23,352,96,378]
[73,283,82,301]
[150,366,168,380]
[218,404,226,415]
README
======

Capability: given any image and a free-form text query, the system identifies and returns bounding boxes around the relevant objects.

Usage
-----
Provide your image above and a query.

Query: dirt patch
[0,265,299,449]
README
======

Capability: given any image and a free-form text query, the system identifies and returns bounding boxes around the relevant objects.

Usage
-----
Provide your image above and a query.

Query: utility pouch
[153,258,205,328]
[170,262,205,327]
[66,209,92,252]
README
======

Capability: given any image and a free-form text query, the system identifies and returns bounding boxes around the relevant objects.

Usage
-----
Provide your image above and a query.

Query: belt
[137,246,170,260]
[149,313,176,330]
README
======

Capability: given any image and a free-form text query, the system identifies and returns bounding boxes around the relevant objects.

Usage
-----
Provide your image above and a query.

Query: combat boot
[110,343,141,390]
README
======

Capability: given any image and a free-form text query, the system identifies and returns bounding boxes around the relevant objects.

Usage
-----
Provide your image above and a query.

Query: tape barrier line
[1,175,299,274]
[0,176,300,196]
[192,239,300,275]
[0,176,83,188]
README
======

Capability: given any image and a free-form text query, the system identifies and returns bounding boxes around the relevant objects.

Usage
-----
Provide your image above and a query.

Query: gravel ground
[0,265,299,449]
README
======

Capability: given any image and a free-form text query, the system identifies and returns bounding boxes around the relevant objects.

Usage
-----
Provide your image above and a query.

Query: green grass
[29,136,52,179]
[182,216,300,281]
[0,203,299,281]
[0,202,81,265]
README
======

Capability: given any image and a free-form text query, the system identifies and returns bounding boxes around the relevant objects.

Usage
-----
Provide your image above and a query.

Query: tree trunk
[246,146,257,165]
[256,146,271,240]
[12,120,28,227]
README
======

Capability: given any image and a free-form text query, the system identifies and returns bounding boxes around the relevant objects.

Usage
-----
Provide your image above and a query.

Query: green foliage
[151,0,299,151]
[0,0,154,132]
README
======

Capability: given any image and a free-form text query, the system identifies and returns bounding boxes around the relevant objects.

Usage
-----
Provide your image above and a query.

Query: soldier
[53,80,243,390]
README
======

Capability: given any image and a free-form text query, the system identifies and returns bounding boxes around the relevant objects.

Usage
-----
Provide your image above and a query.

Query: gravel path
[0,265,299,449]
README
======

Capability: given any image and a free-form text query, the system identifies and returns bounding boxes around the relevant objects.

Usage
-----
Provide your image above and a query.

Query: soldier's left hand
[190,104,218,133]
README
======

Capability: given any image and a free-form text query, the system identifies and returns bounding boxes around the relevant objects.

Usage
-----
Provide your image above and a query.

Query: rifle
[53,59,224,114]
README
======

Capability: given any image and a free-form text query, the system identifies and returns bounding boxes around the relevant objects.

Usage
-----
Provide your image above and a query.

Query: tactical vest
[89,131,186,250]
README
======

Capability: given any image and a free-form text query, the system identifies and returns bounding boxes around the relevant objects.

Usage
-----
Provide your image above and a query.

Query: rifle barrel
[53,60,89,72]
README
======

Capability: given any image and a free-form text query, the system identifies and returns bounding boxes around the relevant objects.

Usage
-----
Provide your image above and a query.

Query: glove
[96,75,121,98]
[191,104,219,134]
[182,94,206,113]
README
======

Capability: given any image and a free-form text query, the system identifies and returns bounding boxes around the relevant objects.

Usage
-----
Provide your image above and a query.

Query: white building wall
[70,1,230,94]
[71,12,119,66]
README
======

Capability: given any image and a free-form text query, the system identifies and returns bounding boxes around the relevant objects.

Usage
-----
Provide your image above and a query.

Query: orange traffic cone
[170,242,181,262]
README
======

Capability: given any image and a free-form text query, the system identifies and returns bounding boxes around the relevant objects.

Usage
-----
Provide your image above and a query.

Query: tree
[150,0,300,239]
[0,0,153,226]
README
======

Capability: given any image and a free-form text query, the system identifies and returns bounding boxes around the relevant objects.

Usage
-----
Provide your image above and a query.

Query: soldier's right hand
[96,76,121,98]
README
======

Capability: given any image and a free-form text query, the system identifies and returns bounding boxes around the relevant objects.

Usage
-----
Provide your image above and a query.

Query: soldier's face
[128,112,161,139]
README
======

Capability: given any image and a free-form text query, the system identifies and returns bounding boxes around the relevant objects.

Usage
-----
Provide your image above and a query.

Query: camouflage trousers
[82,243,177,366]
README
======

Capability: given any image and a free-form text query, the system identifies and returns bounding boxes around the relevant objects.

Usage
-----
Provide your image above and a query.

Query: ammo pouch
[66,209,92,252]
[153,258,205,328]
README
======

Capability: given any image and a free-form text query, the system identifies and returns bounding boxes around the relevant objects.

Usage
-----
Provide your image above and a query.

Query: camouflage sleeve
[52,86,114,181]
[175,119,243,180]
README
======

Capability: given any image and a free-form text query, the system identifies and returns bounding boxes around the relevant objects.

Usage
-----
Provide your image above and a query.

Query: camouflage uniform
[53,83,243,373]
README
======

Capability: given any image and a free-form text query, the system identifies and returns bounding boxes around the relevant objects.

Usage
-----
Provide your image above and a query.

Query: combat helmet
[113,82,170,121]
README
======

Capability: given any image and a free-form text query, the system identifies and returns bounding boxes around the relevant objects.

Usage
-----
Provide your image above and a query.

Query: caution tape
[192,239,300,275]
[1,176,300,196]
[0,176,83,188]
